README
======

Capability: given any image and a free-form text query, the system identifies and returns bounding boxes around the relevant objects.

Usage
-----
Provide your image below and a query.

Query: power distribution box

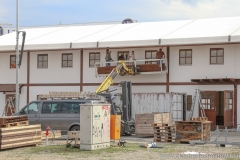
[80,103,111,150]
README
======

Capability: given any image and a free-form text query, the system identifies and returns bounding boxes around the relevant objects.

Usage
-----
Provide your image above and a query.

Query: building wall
[30,50,80,83]
[0,92,5,115]
[29,86,80,103]
[169,44,238,82]
[0,52,27,84]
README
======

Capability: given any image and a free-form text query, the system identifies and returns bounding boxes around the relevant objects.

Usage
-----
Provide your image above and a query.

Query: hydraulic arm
[95,61,135,93]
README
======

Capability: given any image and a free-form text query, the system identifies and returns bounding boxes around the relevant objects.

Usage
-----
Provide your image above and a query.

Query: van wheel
[70,125,80,131]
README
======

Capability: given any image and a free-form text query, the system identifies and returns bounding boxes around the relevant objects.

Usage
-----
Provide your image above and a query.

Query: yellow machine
[95,61,135,94]
[95,61,136,135]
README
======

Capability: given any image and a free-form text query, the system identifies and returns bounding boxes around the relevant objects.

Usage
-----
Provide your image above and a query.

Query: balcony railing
[94,58,168,77]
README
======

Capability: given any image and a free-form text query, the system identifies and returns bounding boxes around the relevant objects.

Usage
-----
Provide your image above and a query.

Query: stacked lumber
[41,130,61,140]
[175,118,211,143]
[152,123,175,142]
[0,116,28,127]
[135,112,170,136]
[0,124,41,150]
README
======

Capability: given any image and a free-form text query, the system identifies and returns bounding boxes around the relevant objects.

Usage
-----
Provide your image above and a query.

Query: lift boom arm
[95,61,135,93]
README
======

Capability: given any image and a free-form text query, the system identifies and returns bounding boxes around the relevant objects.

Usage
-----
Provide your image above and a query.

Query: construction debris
[135,112,170,136]
[175,117,211,144]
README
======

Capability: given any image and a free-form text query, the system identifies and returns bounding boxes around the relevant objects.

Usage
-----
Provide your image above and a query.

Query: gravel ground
[0,140,240,160]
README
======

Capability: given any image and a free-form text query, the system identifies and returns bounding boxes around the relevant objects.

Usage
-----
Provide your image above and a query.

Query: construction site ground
[0,132,240,160]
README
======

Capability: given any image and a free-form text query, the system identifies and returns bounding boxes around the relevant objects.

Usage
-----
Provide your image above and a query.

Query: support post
[166,47,169,92]
[15,0,19,112]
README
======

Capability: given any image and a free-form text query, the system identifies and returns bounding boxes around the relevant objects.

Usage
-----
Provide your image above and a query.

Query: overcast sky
[1,0,240,26]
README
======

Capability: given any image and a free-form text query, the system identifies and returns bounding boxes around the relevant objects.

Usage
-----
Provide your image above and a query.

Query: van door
[39,101,64,131]
[20,102,40,124]
[224,90,233,126]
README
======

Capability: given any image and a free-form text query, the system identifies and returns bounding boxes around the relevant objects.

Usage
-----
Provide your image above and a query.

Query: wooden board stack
[175,117,211,143]
[0,116,41,150]
[135,112,170,136]
[152,123,175,142]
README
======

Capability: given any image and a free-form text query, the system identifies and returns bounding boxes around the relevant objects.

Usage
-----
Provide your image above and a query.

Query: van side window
[71,102,81,114]
[21,102,39,114]
[42,102,64,114]
[63,102,84,114]
[41,102,85,114]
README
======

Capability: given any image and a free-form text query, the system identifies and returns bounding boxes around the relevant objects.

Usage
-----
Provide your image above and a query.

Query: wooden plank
[0,124,41,132]
[1,131,41,138]
[1,121,29,128]
[0,140,40,150]
[1,136,42,145]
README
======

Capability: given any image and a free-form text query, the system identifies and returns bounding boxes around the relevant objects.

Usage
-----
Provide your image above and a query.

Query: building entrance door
[200,91,216,126]
[224,90,234,127]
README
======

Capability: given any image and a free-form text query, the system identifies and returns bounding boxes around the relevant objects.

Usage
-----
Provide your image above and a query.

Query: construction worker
[156,47,165,68]
[105,50,113,66]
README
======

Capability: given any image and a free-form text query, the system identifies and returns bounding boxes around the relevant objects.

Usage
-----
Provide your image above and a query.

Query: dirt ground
[0,139,240,160]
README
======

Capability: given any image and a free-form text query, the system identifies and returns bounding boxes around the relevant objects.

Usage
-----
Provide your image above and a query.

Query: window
[62,53,73,67]
[187,95,192,111]
[179,49,192,65]
[41,102,84,114]
[118,51,129,61]
[201,93,214,109]
[89,52,100,67]
[38,54,48,68]
[210,48,224,64]
[21,102,39,114]
[145,50,157,64]
[10,55,16,68]
[225,92,233,110]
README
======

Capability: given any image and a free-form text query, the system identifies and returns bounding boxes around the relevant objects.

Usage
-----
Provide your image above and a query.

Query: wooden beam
[80,50,83,92]
[27,51,30,103]
[166,47,169,93]
[191,79,201,82]
[200,79,211,82]
[234,83,237,128]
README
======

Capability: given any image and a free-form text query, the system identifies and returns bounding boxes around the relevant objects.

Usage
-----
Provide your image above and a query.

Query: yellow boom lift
[95,61,136,135]
[95,61,135,93]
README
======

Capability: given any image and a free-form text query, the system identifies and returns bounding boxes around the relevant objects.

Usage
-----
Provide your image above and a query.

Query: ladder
[189,89,206,119]
[2,97,16,117]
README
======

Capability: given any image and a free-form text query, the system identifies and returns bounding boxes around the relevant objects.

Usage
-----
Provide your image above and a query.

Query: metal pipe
[16,0,19,112]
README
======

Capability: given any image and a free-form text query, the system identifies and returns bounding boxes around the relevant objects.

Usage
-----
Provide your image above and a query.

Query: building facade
[0,17,240,128]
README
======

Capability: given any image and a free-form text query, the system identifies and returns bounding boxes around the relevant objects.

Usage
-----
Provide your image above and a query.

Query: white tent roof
[161,16,240,45]
[1,16,240,51]
[98,20,192,47]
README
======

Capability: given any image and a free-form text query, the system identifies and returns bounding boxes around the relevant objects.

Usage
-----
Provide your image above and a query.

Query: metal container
[80,103,111,150]
[132,92,185,124]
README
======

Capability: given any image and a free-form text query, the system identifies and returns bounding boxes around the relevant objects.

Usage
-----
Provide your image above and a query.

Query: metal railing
[94,58,168,77]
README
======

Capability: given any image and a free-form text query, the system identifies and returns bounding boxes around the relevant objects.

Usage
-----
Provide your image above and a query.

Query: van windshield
[42,102,85,114]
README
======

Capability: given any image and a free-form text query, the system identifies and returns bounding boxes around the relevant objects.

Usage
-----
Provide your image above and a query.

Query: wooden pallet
[0,116,28,125]
[190,117,208,121]
[152,123,176,142]
[135,113,170,136]
[0,121,29,128]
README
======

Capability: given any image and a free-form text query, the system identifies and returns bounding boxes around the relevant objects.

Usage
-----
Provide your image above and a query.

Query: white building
[0,16,240,129]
